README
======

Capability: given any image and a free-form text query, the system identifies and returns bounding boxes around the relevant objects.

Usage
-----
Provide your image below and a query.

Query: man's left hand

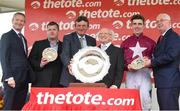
[143,56,151,67]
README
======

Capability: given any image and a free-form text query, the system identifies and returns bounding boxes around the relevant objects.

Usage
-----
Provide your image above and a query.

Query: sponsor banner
[22,88,141,110]
[25,0,180,49]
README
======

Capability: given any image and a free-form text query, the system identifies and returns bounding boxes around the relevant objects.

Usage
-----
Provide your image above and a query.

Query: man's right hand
[40,57,49,67]
[68,59,74,75]
[127,64,136,72]
[7,79,16,88]
[68,64,73,74]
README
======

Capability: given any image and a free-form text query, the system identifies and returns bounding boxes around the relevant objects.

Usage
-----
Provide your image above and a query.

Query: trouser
[3,82,28,110]
[157,88,180,110]
[125,68,152,110]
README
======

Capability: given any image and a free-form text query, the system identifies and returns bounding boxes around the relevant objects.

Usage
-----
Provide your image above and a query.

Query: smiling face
[12,14,25,32]
[75,20,89,36]
[131,19,144,36]
[156,14,171,34]
[98,28,113,44]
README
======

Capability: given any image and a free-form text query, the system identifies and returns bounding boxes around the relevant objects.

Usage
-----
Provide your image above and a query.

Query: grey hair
[96,28,115,39]
[157,13,171,21]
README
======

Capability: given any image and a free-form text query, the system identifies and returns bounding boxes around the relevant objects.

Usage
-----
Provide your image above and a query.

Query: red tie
[158,35,163,43]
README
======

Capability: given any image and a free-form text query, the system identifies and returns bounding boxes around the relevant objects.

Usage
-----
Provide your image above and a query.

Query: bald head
[156,13,171,34]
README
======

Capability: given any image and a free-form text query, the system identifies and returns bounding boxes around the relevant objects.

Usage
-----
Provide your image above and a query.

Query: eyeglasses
[98,33,112,36]
[156,19,170,24]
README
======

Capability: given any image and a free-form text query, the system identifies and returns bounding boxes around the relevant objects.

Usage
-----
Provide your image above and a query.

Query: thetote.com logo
[36,92,135,106]
[31,1,41,9]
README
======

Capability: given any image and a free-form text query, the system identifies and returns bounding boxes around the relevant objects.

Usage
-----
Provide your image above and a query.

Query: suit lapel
[44,39,50,48]
[57,41,62,55]
[155,29,172,54]
[105,44,113,55]
[24,37,28,55]
[86,35,94,46]
[11,29,27,55]
[73,32,81,49]
[86,35,90,46]
[19,34,28,55]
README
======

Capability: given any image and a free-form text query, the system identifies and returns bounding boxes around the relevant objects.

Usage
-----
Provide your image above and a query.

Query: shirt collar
[77,33,85,39]
[162,27,171,36]
[48,39,59,46]
[133,33,143,38]
[101,42,112,49]
[12,28,21,35]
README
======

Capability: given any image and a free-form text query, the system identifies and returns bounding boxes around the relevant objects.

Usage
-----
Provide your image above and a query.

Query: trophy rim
[42,47,58,62]
[72,46,111,83]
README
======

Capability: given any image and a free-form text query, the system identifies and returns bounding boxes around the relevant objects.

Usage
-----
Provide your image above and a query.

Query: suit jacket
[60,32,96,87]
[98,44,124,88]
[152,28,180,88]
[0,29,32,83]
[28,39,63,87]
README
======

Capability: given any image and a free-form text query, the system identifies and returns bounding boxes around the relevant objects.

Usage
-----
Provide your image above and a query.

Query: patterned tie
[79,37,85,48]
[18,33,27,54]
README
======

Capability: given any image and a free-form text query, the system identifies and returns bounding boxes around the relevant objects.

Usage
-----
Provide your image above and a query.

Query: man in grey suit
[0,12,33,110]
[60,16,96,87]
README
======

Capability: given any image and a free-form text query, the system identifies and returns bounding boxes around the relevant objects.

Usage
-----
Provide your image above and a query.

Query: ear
[73,23,76,29]
[129,21,133,28]
[109,36,113,42]
[143,21,146,27]
[12,18,14,23]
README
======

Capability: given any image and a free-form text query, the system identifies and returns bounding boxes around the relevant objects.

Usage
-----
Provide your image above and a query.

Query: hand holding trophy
[129,57,145,71]
[143,56,151,67]
[41,48,58,67]
[68,59,74,75]
[71,47,110,83]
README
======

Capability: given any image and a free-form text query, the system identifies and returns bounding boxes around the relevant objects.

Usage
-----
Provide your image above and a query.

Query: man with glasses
[97,28,124,88]
[144,13,180,110]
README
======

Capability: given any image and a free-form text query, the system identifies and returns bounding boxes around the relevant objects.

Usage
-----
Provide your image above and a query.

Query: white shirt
[100,42,111,51]
[12,28,21,35]
[77,33,87,48]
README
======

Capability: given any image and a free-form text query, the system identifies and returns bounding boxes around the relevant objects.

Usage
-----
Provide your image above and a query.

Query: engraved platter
[42,48,58,62]
[72,47,110,83]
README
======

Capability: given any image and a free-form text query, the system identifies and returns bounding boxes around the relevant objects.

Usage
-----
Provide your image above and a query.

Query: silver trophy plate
[130,57,145,70]
[72,47,110,83]
[42,48,58,62]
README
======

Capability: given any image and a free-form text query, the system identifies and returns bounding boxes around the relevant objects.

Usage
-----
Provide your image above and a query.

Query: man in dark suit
[60,16,96,87]
[97,28,124,88]
[144,13,180,110]
[29,22,63,87]
[0,12,32,110]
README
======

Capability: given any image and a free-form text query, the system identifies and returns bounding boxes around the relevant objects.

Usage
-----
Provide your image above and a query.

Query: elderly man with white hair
[97,28,124,88]
[144,13,180,110]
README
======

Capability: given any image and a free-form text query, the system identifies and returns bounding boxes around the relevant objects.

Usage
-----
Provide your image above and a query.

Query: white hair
[157,13,171,21]
[96,28,115,39]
